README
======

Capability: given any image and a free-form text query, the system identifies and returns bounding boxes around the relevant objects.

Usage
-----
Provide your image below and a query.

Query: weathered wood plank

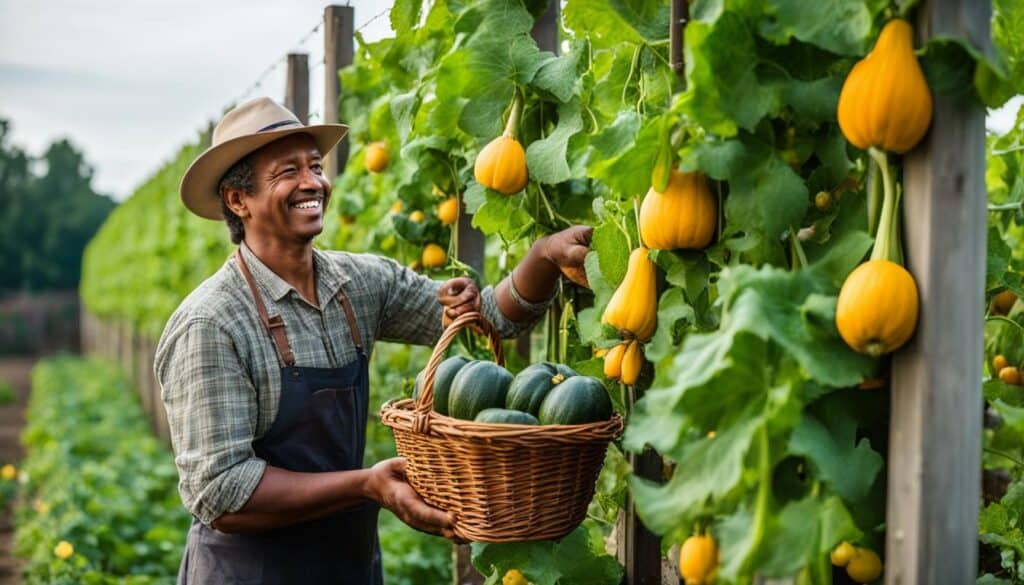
[886,1,988,584]
[323,5,354,178]
[285,53,309,124]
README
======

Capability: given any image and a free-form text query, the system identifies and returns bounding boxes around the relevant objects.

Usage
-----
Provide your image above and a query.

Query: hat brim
[180,123,349,220]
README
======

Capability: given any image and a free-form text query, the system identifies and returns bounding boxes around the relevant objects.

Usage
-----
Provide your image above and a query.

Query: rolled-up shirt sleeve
[371,255,545,344]
[155,315,266,525]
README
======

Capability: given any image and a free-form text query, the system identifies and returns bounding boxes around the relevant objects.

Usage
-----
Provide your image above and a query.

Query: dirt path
[0,356,35,585]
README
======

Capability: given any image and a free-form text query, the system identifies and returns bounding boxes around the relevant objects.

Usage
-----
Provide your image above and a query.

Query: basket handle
[413,311,505,433]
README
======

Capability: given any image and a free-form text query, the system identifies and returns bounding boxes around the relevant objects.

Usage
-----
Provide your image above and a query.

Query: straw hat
[180,97,348,219]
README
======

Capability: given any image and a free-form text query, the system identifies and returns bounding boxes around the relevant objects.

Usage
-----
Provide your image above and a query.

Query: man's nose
[297,166,325,193]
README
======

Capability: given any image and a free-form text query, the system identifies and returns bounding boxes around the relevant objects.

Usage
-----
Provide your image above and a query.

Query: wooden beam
[619,446,663,584]
[885,1,988,583]
[323,4,354,179]
[669,0,687,77]
[285,53,309,124]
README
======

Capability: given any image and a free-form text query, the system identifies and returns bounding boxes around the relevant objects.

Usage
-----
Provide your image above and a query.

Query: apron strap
[334,287,363,351]
[235,248,297,367]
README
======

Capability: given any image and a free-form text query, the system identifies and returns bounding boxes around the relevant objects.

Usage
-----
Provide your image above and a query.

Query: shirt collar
[237,242,350,308]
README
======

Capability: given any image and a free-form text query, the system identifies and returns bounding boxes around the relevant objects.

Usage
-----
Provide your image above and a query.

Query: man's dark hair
[217,154,254,245]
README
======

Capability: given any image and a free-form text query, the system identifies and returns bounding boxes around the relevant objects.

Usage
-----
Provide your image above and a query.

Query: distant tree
[0,119,114,292]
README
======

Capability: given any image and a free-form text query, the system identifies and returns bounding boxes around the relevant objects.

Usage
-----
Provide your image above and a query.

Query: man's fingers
[563,244,589,267]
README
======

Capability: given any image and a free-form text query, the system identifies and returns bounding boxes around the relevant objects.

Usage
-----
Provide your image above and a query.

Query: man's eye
[311,164,323,174]
[281,167,297,175]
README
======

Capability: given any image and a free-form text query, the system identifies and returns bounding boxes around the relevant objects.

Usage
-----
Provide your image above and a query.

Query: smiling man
[154,97,591,584]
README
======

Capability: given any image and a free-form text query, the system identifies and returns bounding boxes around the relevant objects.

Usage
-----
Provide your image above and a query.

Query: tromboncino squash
[602,247,658,342]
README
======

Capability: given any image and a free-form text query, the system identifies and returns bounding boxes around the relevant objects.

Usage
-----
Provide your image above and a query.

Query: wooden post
[885,1,988,584]
[285,53,310,124]
[323,4,354,179]
[619,444,662,585]
[669,0,687,77]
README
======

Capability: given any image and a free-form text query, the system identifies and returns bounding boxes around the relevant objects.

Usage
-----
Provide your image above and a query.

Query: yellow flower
[32,499,50,515]
[0,464,15,481]
[54,540,74,560]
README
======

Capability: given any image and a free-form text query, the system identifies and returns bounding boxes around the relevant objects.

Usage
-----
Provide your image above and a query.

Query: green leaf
[759,0,880,56]
[390,0,424,36]
[527,102,585,184]
[391,90,420,143]
[471,527,622,585]
[682,14,780,136]
[588,114,662,197]
[564,0,670,47]
[629,412,763,533]
[532,53,582,103]
[471,190,534,239]
[645,287,696,363]
[789,408,884,502]
[591,219,631,288]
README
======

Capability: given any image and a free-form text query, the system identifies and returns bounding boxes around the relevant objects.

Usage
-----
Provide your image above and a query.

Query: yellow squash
[364,141,389,172]
[474,93,528,195]
[639,170,717,250]
[437,197,459,226]
[502,569,528,585]
[678,534,718,585]
[836,259,919,356]
[621,340,644,386]
[421,244,447,269]
[837,19,933,154]
[603,342,627,380]
[845,547,883,584]
[602,247,658,342]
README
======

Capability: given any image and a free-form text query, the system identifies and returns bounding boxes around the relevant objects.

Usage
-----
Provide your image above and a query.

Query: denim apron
[177,249,382,584]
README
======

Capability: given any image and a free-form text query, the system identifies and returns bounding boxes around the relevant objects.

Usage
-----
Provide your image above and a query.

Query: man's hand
[438,276,481,328]
[540,225,593,269]
[367,458,461,541]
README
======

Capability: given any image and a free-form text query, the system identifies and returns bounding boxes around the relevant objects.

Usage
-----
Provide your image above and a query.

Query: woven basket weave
[380,311,623,543]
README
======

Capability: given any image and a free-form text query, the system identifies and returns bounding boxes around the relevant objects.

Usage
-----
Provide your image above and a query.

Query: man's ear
[222,186,249,219]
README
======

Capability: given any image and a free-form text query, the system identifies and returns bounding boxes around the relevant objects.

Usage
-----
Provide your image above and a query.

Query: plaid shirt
[155,243,533,525]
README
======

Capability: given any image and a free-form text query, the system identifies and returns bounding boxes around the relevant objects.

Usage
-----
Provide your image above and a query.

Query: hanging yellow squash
[602,247,658,342]
[437,197,459,226]
[639,170,717,250]
[421,243,447,269]
[603,342,627,380]
[365,141,389,172]
[678,533,718,585]
[836,259,919,356]
[620,340,644,386]
[474,93,528,195]
[837,19,933,154]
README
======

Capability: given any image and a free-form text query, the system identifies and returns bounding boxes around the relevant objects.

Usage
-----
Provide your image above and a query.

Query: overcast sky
[1,1,1021,201]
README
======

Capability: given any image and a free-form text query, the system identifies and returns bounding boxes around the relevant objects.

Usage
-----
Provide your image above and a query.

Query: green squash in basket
[413,355,471,416]
[474,408,540,425]
[447,361,513,421]
[538,375,612,425]
[505,363,572,416]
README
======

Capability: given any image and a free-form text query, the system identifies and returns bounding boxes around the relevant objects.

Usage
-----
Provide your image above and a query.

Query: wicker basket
[380,311,624,543]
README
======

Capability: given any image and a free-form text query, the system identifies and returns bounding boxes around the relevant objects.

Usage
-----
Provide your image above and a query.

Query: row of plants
[319,0,1024,584]
[12,356,188,584]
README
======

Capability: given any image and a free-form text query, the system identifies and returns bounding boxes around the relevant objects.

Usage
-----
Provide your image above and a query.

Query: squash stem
[866,162,882,236]
[868,148,900,264]
[503,90,523,138]
[789,226,808,270]
[633,196,643,248]
[741,425,771,576]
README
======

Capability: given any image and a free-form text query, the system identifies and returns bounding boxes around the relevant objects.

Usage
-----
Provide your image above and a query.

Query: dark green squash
[413,355,471,416]
[474,408,540,425]
[538,376,613,425]
[447,361,513,421]
[505,363,570,416]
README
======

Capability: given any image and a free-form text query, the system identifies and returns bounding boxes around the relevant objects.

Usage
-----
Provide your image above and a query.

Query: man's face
[241,133,331,244]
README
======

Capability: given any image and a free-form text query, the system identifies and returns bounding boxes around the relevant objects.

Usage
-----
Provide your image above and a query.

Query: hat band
[257,120,302,132]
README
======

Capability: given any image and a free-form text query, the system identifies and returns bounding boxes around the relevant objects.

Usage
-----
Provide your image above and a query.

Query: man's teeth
[292,200,321,209]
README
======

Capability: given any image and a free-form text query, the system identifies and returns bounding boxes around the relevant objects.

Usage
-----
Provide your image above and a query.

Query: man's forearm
[494,236,561,323]
[211,465,374,534]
